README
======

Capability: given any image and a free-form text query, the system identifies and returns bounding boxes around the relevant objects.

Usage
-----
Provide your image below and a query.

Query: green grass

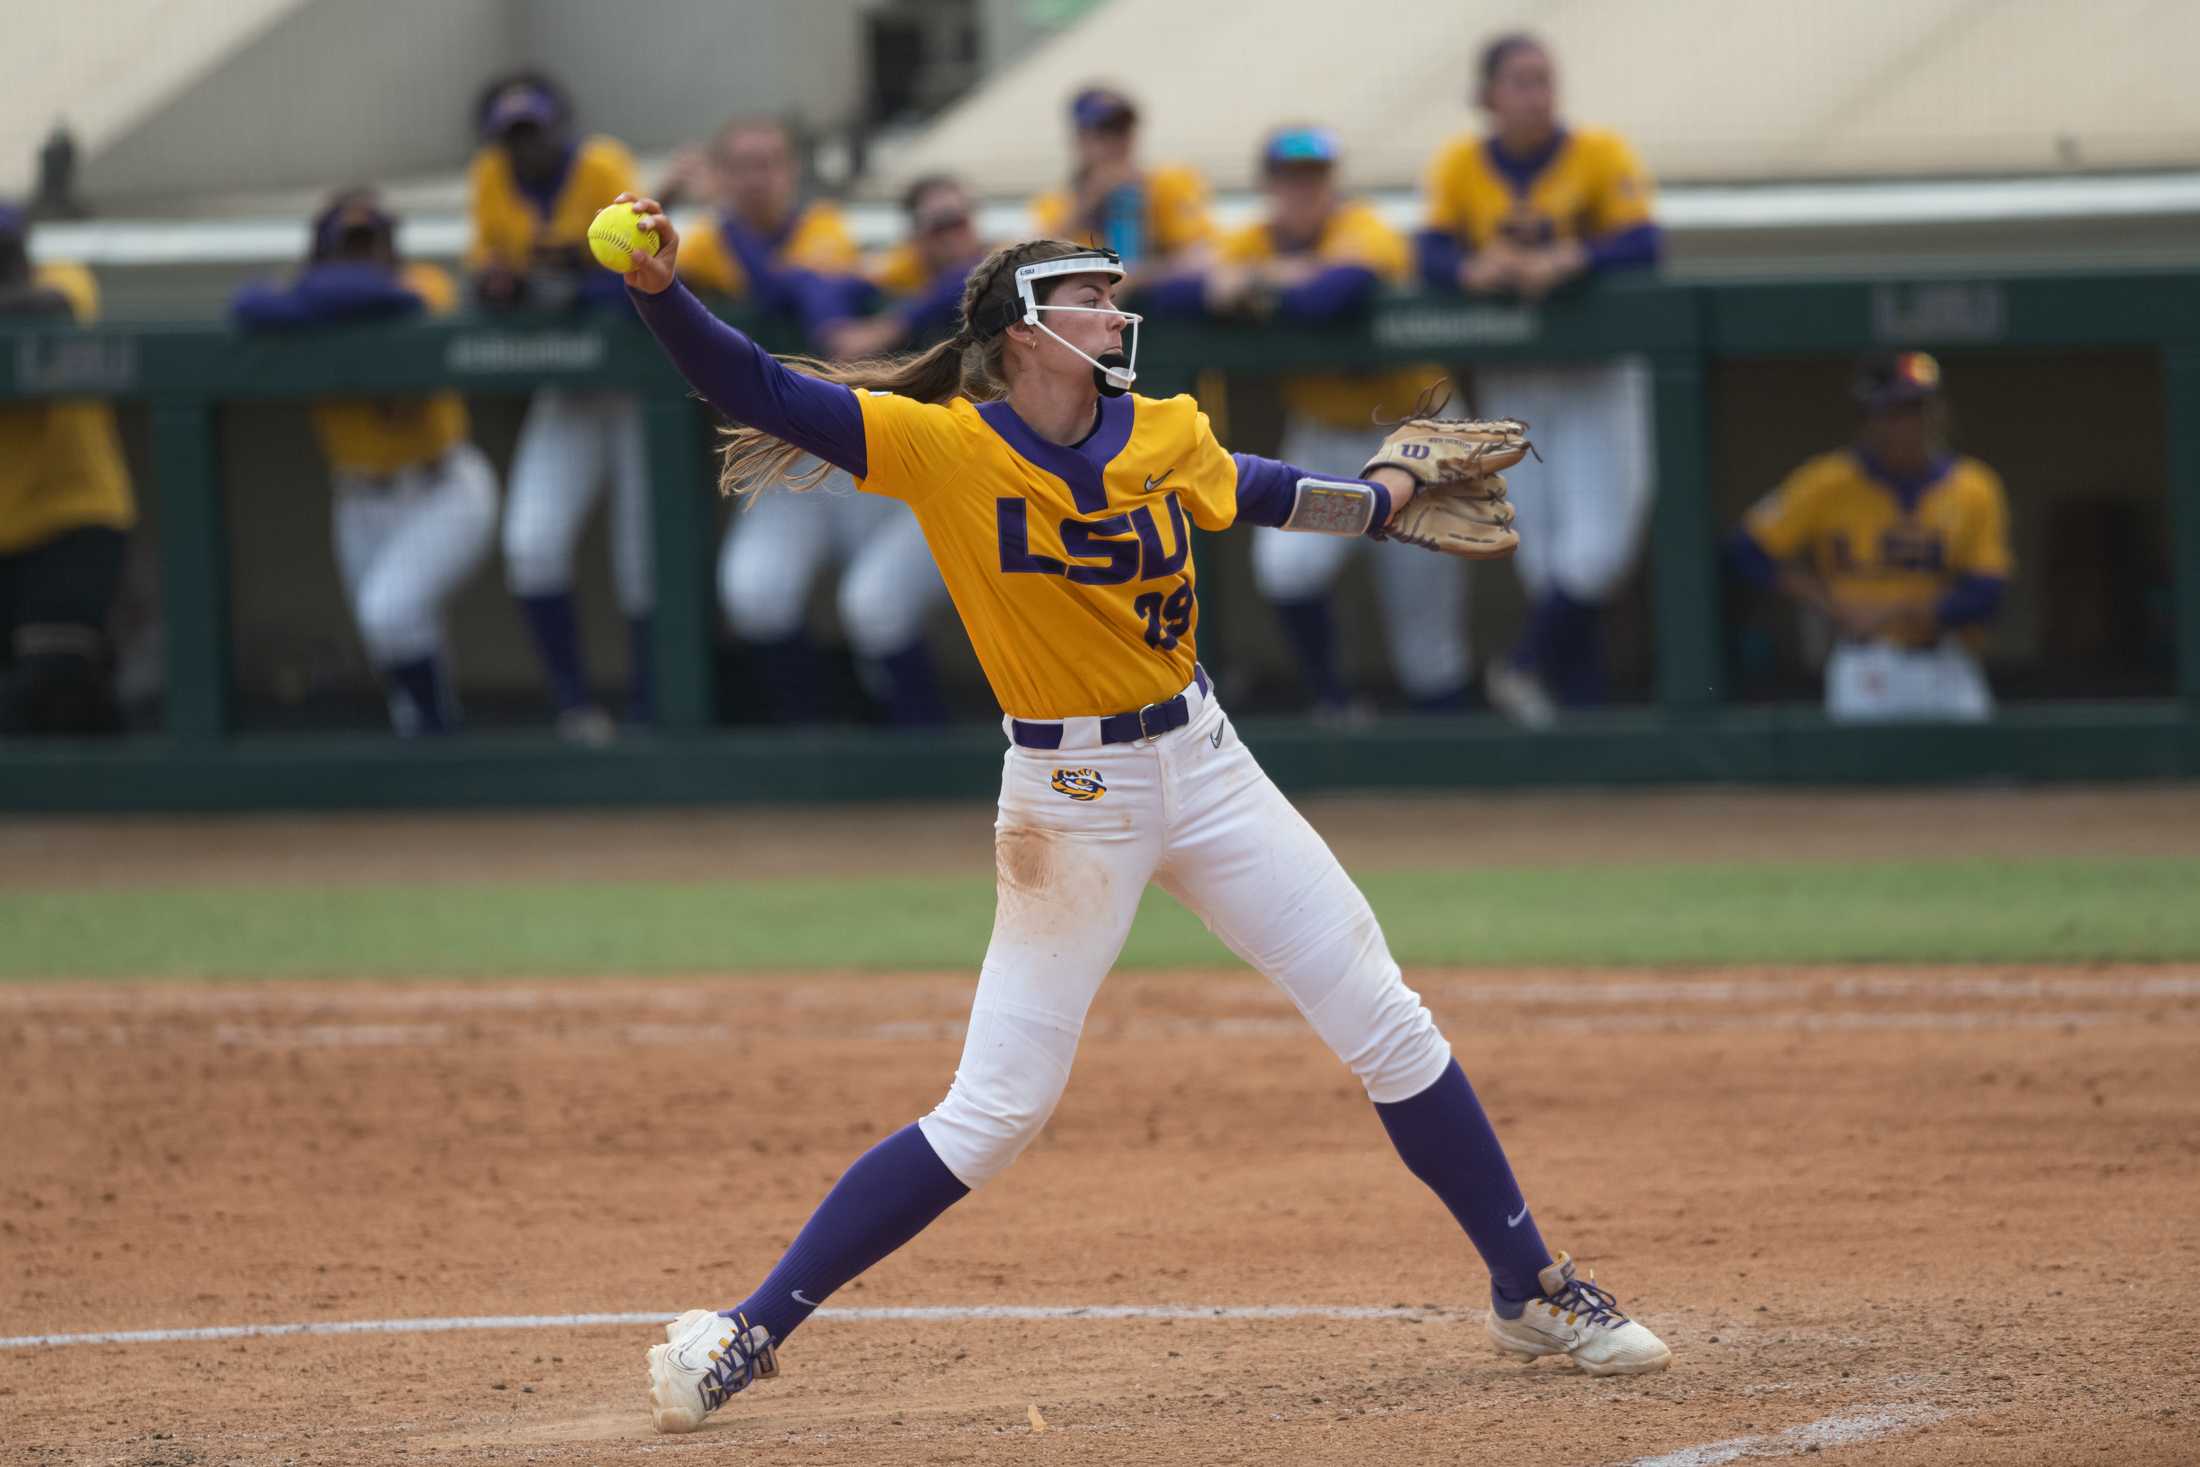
[4,857,2195,980]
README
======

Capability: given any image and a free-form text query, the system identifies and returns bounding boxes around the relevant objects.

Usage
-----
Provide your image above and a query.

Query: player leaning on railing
[601,192,1673,1433]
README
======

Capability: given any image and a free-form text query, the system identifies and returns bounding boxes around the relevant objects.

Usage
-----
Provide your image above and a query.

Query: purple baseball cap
[1070,86,1137,132]
[483,82,559,137]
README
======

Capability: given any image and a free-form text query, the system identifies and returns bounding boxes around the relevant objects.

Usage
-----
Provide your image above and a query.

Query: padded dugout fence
[3,268,2198,810]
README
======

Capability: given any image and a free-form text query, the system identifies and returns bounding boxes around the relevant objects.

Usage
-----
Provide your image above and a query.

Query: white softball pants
[719,464,946,656]
[1475,359,1655,604]
[500,389,653,616]
[1250,418,1473,700]
[332,443,498,669]
[917,675,1453,1188]
[1825,640,1994,722]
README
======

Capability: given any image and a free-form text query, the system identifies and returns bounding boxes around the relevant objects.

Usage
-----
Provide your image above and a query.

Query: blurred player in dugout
[1198,127,1463,716]
[232,191,498,736]
[0,203,133,736]
[467,71,644,744]
[1029,85,1214,282]
[667,119,951,724]
[1419,33,1661,726]
[1730,353,2011,721]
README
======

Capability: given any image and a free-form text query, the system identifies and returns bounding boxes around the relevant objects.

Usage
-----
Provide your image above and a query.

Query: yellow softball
[586,203,659,272]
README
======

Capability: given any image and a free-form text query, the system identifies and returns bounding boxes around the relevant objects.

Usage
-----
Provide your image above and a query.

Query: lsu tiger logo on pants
[1050,767,1107,801]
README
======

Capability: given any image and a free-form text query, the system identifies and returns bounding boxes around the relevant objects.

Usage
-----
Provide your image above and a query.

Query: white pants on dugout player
[1250,418,1473,701]
[331,443,497,732]
[1474,358,1655,604]
[500,388,654,616]
[718,464,947,660]
[1825,639,1993,722]
[917,671,1453,1188]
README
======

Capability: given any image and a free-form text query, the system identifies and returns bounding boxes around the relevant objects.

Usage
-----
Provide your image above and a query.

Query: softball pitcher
[468,73,644,741]
[1211,127,1466,713]
[232,192,496,736]
[1732,353,2010,721]
[685,125,949,723]
[607,195,1672,1431]
[1419,33,1661,724]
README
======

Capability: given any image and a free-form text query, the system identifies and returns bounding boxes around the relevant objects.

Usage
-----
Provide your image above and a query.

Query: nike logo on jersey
[1209,721,1224,749]
[1506,1203,1530,1228]
[791,1289,820,1307]
[1144,468,1176,494]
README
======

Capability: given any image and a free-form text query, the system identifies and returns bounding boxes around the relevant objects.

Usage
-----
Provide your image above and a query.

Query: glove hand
[1377,473,1519,559]
[1361,390,1532,559]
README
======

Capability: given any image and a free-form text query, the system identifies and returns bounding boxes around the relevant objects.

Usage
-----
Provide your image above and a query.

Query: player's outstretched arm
[612,193,868,479]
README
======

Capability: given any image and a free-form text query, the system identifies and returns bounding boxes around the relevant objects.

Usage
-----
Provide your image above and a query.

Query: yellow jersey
[0,263,135,555]
[679,202,861,298]
[1422,127,1653,252]
[310,263,472,478]
[863,240,931,297]
[1744,450,2014,650]
[1029,165,1215,260]
[854,389,1239,719]
[466,134,638,272]
[1217,201,1446,430]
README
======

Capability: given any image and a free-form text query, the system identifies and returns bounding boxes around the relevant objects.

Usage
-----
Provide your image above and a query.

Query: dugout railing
[2,269,2197,809]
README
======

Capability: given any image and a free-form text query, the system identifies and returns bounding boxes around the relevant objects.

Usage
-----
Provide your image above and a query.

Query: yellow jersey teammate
[672,116,860,332]
[1419,33,1662,726]
[232,191,498,736]
[0,202,133,735]
[1028,85,1214,281]
[1732,353,2011,721]
[465,71,646,741]
[1207,126,1462,715]
[605,193,1676,1432]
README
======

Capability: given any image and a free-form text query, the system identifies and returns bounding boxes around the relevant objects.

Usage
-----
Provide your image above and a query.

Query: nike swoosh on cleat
[1506,1204,1529,1227]
[792,1289,820,1307]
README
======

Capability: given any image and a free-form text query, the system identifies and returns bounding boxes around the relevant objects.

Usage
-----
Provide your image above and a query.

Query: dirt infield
[9,782,2200,888]
[5,965,2196,1465]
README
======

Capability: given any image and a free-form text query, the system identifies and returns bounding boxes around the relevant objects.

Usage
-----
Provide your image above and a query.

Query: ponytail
[716,237,1094,497]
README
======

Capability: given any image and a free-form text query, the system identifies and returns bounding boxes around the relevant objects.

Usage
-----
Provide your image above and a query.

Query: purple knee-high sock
[625,615,656,725]
[1273,596,1348,707]
[383,655,453,735]
[1375,1060,1553,1303]
[725,1123,968,1346]
[517,591,589,713]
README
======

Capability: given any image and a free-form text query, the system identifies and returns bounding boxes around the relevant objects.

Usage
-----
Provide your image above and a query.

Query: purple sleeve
[1230,453,1392,535]
[233,264,427,326]
[1135,273,1209,317]
[896,269,967,342]
[1936,573,2005,628]
[629,280,868,479]
[1415,229,1466,290]
[1275,264,1379,321]
[1586,222,1662,273]
[1726,528,1781,589]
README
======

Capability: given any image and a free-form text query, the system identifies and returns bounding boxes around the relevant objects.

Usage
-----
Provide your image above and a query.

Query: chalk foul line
[1616,1404,1947,1467]
[0,1303,1455,1351]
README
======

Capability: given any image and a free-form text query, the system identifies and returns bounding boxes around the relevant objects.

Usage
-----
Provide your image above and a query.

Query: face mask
[1009,252,1141,395]
[1025,302,1141,396]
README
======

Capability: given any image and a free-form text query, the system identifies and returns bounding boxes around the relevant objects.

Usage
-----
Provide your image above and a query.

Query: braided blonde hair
[718,237,1094,496]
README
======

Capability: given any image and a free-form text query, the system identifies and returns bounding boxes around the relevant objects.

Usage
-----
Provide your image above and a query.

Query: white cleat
[1486,1251,1673,1376]
[646,1307,779,1434]
[1487,664,1559,730]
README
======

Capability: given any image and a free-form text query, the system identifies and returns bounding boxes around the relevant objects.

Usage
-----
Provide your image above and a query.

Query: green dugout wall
[2,268,2197,810]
